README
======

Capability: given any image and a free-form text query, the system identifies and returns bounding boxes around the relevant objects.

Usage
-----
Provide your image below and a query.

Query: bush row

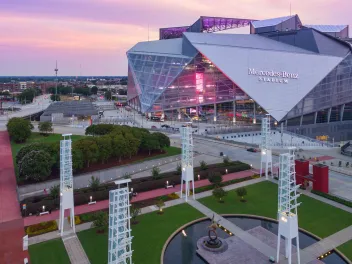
[311,190,352,208]
[16,124,171,183]
[25,220,58,237]
[21,161,251,216]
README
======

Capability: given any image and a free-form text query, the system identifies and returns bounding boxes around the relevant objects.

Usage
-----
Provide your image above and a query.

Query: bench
[88,201,97,205]
[165,185,174,189]
[39,211,49,216]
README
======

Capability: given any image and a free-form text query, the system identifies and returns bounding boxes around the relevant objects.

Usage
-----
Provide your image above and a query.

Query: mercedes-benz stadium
[126,15,352,141]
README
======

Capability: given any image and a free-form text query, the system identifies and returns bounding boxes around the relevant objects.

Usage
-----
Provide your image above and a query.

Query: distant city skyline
[1,0,351,76]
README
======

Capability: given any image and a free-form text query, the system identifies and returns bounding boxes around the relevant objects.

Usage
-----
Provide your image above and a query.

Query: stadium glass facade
[127,15,352,140]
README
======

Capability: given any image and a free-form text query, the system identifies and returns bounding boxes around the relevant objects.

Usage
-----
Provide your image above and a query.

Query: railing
[282,130,335,147]
[341,141,352,157]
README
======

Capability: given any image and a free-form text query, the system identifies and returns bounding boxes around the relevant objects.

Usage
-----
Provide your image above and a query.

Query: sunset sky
[1,0,350,76]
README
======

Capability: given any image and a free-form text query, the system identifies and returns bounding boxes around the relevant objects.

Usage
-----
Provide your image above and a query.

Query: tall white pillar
[180,124,195,202]
[260,117,273,179]
[276,147,301,264]
[59,134,75,236]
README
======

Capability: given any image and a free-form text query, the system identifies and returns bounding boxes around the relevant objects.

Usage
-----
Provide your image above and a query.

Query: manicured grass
[78,203,203,264]
[29,239,70,264]
[199,181,352,238]
[338,240,352,261]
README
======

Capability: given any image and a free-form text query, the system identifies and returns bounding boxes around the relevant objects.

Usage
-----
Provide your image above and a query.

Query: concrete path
[62,233,90,264]
[300,225,352,263]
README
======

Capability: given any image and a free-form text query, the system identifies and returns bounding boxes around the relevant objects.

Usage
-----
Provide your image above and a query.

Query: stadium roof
[251,15,295,28]
[183,32,315,54]
[305,25,348,33]
[42,101,98,117]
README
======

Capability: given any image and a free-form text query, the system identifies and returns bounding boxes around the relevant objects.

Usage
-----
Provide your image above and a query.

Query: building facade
[127,15,352,141]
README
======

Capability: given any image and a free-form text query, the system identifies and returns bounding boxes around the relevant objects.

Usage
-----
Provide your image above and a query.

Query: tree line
[15,124,170,183]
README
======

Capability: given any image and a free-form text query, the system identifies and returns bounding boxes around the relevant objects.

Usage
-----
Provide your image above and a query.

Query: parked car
[247,148,257,153]
[151,125,157,129]
[161,124,170,128]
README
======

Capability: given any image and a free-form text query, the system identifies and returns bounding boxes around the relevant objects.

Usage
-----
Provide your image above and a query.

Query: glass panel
[302,113,315,125]
[330,106,341,122]
[316,108,329,123]
[343,102,352,121]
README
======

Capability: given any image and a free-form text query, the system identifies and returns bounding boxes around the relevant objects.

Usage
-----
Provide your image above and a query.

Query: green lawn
[338,240,352,261]
[29,239,70,264]
[78,203,203,264]
[199,181,352,239]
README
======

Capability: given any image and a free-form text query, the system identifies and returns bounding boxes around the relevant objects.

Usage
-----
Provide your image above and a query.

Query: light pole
[54,61,58,101]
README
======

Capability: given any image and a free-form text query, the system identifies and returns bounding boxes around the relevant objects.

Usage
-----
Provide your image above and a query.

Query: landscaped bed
[29,238,70,264]
[338,240,352,261]
[77,203,204,264]
[20,161,251,216]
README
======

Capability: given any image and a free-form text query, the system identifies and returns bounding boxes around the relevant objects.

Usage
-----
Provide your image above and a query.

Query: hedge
[311,190,352,208]
[21,161,251,216]
[26,220,58,237]
[195,175,256,193]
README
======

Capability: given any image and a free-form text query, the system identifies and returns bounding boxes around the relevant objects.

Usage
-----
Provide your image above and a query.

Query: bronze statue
[207,214,221,242]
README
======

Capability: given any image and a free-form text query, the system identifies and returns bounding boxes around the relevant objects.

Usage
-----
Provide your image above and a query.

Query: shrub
[38,121,53,135]
[208,171,223,187]
[16,142,58,167]
[152,166,161,180]
[91,211,108,233]
[7,117,33,143]
[18,150,52,182]
[223,156,231,165]
[176,162,182,175]
[80,212,96,223]
[153,132,170,148]
[338,161,342,167]
[156,199,165,214]
[89,176,101,192]
[212,187,227,203]
[50,185,60,205]
[200,160,208,170]
[26,221,58,237]
[50,94,60,101]
[311,190,352,208]
[167,193,179,200]
[67,215,82,225]
[122,172,131,179]
[236,187,247,202]
[131,205,141,224]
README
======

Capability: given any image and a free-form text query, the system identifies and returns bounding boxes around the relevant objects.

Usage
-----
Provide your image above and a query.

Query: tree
[72,147,84,171]
[156,199,165,214]
[153,132,170,148]
[131,205,141,224]
[50,94,61,101]
[17,89,36,104]
[89,176,101,191]
[152,166,161,180]
[7,117,33,143]
[104,90,112,100]
[38,121,53,135]
[212,187,227,203]
[236,187,247,202]
[208,171,223,187]
[200,160,208,170]
[95,136,112,163]
[124,134,140,158]
[112,134,127,162]
[18,150,52,182]
[73,139,99,167]
[91,86,98,94]
[91,211,108,233]
[16,142,58,167]
[140,134,159,155]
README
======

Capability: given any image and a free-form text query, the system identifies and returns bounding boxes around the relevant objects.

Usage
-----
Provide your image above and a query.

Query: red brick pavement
[0,131,29,264]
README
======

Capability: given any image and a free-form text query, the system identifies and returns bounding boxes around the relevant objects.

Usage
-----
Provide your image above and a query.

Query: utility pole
[55,61,58,101]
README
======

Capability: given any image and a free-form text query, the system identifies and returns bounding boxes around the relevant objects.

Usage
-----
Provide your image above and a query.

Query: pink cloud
[0,0,350,76]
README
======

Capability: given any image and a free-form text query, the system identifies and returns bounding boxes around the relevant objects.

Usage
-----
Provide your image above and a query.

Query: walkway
[299,225,352,263]
[24,169,257,226]
[0,131,29,263]
[62,232,90,264]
